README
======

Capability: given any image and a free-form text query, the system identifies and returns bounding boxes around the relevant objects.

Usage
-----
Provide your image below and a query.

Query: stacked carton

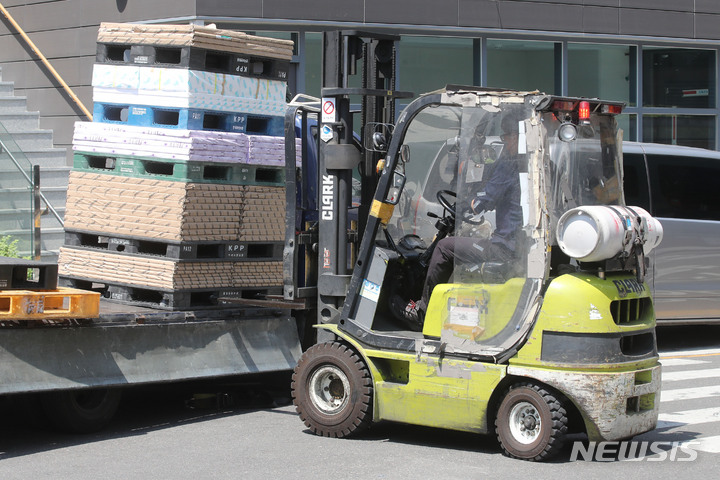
[58,23,295,309]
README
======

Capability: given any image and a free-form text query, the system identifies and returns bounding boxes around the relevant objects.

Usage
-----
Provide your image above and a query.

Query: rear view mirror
[364,122,394,153]
[399,144,410,163]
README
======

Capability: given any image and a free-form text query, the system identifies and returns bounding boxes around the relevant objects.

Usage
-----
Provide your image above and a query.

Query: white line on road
[684,435,720,454]
[662,368,720,382]
[658,407,720,429]
[660,348,720,358]
[660,358,709,367]
[661,385,720,402]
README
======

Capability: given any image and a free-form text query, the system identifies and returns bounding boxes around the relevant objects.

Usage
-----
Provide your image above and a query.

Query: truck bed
[0,299,302,395]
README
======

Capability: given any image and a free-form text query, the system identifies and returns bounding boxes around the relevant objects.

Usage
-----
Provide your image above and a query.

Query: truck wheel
[41,388,122,434]
[495,382,568,461]
[291,342,373,438]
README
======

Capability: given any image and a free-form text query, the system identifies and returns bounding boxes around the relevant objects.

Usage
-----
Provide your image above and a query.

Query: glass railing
[0,121,34,258]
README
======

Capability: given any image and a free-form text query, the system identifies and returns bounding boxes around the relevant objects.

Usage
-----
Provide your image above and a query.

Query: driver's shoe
[389,295,424,332]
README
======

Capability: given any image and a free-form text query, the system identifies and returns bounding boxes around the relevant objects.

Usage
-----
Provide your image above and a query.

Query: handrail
[0,139,64,227]
[0,2,93,120]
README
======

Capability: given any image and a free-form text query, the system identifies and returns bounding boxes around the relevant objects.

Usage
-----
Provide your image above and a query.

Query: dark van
[624,142,720,325]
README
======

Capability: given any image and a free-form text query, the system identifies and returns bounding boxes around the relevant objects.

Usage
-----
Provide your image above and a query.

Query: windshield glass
[543,111,624,242]
[428,98,543,355]
[387,105,462,245]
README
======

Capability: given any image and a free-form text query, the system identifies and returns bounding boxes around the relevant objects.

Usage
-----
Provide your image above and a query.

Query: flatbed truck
[0,262,301,432]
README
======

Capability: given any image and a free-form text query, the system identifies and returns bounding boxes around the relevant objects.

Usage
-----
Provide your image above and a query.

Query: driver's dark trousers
[417,236,513,314]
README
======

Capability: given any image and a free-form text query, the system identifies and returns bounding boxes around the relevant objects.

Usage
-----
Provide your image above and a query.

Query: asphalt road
[1,325,719,479]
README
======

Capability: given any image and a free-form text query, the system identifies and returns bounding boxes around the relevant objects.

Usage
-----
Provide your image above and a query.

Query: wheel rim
[508,401,542,444]
[308,365,350,415]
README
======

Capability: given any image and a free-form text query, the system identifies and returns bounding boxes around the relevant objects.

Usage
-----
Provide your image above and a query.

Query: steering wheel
[437,190,457,214]
[436,190,484,225]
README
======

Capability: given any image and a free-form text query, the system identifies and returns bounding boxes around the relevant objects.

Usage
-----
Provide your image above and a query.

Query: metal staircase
[0,66,68,261]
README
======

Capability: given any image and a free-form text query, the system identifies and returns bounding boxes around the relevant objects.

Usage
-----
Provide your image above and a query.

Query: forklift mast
[283,31,412,340]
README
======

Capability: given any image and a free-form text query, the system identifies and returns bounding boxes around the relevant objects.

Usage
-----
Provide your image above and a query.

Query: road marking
[660,358,709,367]
[662,367,720,382]
[655,353,720,455]
[658,407,720,429]
[661,385,720,402]
[660,348,720,359]
[685,435,720,454]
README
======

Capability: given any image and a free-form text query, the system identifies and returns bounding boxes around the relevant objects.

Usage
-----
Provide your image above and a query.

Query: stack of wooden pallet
[58,23,295,309]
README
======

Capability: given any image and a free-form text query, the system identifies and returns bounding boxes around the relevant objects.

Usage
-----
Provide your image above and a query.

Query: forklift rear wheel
[292,342,373,438]
[495,382,568,461]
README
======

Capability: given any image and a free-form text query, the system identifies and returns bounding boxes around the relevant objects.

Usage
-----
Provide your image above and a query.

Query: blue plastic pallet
[92,102,284,136]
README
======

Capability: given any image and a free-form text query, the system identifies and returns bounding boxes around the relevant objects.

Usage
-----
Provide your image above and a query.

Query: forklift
[284,31,663,461]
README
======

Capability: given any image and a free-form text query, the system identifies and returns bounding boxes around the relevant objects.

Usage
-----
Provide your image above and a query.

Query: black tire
[495,382,568,461]
[41,388,122,434]
[291,342,373,438]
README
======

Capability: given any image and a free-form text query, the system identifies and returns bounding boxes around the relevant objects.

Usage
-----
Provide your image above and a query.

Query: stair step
[0,82,15,97]
[0,96,28,111]
[0,165,72,186]
[0,111,41,131]
[22,148,70,168]
[0,186,67,204]
[0,130,55,151]
[38,166,71,187]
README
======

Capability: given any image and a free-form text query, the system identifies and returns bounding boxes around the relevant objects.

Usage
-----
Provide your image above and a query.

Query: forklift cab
[339,87,634,358]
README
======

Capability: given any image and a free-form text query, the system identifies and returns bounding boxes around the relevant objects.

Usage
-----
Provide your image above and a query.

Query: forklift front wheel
[291,342,373,438]
[495,382,568,461]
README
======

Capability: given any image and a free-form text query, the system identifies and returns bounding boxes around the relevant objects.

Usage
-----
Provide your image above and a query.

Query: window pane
[649,155,720,220]
[622,153,650,210]
[303,33,322,98]
[643,115,716,150]
[568,43,632,105]
[487,39,555,93]
[398,36,473,95]
[617,114,637,142]
[643,48,716,108]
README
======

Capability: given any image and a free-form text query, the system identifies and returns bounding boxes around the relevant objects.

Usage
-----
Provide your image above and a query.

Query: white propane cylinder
[556,205,663,262]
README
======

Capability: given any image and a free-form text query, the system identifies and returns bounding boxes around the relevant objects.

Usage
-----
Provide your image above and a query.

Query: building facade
[2,0,720,153]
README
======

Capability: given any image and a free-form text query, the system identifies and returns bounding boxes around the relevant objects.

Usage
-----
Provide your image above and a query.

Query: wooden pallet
[0,287,100,320]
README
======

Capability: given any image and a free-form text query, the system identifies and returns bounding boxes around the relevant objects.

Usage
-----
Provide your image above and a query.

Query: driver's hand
[469,197,491,214]
[456,199,474,215]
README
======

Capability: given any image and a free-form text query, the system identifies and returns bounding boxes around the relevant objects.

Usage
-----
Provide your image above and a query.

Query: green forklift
[284,32,663,462]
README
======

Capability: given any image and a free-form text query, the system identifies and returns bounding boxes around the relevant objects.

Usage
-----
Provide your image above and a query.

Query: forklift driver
[390,115,524,331]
